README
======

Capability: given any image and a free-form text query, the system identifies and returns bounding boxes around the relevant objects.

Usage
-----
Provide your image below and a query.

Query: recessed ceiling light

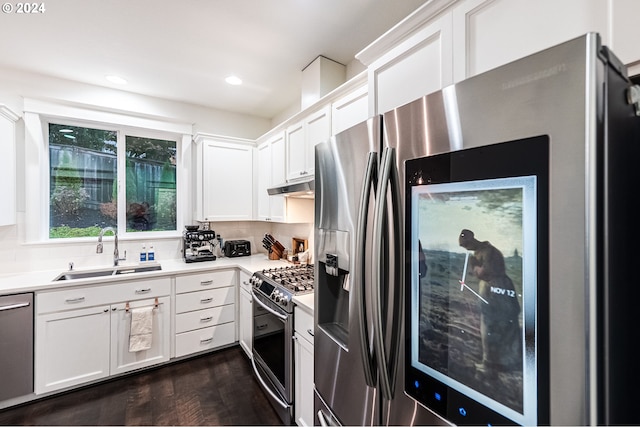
[225,75,242,85]
[106,75,127,85]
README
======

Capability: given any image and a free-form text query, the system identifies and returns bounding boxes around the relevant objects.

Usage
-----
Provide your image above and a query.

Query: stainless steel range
[249,264,314,424]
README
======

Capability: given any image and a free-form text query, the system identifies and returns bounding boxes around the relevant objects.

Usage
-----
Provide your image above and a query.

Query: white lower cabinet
[35,278,171,394]
[294,306,314,427]
[110,297,170,375]
[174,269,237,358]
[238,270,253,358]
[35,305,111,394]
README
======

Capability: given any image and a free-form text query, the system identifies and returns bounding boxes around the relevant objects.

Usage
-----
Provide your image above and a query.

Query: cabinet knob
[103,308,109,313]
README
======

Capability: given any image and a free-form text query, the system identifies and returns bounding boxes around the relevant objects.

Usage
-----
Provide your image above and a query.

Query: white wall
[0,66,284,275]
[0,67,272,139]
[0,218,312,275]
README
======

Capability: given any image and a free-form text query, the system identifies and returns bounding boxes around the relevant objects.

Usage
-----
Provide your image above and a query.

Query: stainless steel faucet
[97,227,127,266]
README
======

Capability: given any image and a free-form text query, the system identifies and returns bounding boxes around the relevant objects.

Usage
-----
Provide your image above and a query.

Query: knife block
[268,251,280,260]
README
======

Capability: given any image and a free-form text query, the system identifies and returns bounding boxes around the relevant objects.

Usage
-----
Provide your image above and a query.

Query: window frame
[37,114,186,242]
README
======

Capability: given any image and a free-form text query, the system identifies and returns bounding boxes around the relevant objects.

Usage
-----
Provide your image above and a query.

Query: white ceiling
[0,0,428,119]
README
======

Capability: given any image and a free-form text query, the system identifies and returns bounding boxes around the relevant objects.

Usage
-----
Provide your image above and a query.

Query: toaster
[224,240,251,257]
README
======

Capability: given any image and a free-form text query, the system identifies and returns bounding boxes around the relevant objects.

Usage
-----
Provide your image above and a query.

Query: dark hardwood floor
[0,346,284,426]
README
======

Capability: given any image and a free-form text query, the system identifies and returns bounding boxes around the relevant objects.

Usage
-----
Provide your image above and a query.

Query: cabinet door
[110,296,170,375]
[202,141,253,220]
[451,0,606,82]
[286,121,306,180]
[256,133,286,222]
[35,305,111,394]
[370,11,453,114]
[332,85,369,135]
[610,0,640,70]
[294,332,314,427]
[269,133,286,221]
[256,141,272,220]
[238,288,253,358]
[304,106,331,177]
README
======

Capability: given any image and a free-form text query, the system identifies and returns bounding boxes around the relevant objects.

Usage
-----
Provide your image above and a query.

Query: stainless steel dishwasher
[0,293,34,401]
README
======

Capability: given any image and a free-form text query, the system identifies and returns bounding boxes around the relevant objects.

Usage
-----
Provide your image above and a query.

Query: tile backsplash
[0,217,313,275]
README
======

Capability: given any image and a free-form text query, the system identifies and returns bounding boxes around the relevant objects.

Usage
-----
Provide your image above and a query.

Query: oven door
[251,288,293,421]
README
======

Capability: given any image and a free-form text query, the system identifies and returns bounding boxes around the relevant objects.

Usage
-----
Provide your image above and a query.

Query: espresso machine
[183,226,217,263]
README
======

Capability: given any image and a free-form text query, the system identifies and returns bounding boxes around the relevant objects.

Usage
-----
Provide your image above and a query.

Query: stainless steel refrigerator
[314,32,640,426]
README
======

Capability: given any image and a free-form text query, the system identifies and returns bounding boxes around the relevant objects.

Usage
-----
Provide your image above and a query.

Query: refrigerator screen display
[404,137,549,426]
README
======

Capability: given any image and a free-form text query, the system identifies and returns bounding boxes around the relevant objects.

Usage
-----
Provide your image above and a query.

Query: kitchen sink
[114,265,163,275]
[53,264,162,281]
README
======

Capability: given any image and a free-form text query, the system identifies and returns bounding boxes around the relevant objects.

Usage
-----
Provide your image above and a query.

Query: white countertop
[292,293,314,314]
[0,254,291,295]
[0,254,315,314]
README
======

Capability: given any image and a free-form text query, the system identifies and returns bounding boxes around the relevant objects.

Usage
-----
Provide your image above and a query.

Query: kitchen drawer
[176,269,237,294]
[239,270,252,293]
[294,306,314,344]
[37,278,171,314]
[175,304,235,333]
[174,321,236,358]
[175,286,235,313]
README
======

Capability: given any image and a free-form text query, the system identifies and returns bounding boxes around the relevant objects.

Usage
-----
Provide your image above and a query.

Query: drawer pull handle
[200,337,213,344]
[200,297,213,304]
[65,296,85,303]
[307,328,314,337]
[135,288,151,294]
[200,316,213,322]
[200,280,213,286]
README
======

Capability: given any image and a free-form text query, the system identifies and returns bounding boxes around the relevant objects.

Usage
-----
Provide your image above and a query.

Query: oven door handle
[251,289,288,320]
[251,357,290,409]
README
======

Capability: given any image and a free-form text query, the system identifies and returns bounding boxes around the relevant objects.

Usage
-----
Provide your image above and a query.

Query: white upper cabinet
[286,121,306,180]
[194,134,254,221]
[358,5,454,115]
[331,83,368,136]
[0,105,19,226]
[256,131,286,222]
[610,0,640,75]
[356,0,610,116]
[286,105,331,180]
[451,0,607,82]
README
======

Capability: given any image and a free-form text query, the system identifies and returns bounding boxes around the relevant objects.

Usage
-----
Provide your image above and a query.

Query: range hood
[267,178,314,198]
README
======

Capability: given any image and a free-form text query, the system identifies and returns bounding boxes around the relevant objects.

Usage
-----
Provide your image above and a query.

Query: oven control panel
[250,272,292,310]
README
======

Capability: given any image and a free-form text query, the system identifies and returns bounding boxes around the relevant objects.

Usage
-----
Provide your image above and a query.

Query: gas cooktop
[260,264,314,294]
[250,264,314,312]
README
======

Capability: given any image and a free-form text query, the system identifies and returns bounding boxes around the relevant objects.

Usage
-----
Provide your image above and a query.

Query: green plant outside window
[48,123,177,238]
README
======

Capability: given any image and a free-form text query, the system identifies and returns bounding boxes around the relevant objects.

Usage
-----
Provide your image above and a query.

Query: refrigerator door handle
[371,147,404,402]
[356,151,378,388]
[386,145,404,401]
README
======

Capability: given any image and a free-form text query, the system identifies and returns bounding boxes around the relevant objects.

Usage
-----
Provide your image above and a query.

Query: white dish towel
[129,306,153,352]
